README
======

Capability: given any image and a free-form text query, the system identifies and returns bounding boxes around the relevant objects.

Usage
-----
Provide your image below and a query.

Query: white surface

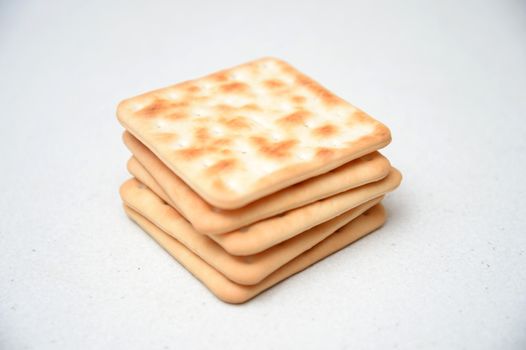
[1,0,525,349]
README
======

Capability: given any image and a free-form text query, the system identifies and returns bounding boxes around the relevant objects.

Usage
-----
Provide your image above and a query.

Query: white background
[1,0,525,349]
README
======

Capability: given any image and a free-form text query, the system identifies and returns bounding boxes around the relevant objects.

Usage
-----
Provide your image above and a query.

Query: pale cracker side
[124,131,391,234]
[208,168,400,255]
[121,177,382,285]
[135,165,400,255]
[126,158,176,208]
[123,203,386,304]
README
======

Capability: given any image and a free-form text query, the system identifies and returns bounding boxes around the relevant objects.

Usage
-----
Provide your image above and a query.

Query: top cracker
[117,57,391,209]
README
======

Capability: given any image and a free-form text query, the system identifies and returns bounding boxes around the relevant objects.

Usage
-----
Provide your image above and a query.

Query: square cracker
[117,57,391,209]
[120,177,383,285]
[129,165,401,255]
[123,203,386,304]
[124,131,391,234]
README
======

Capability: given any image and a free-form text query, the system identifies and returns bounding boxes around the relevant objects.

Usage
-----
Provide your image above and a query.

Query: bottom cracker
[121,177,383,285]
[123,203,386,304]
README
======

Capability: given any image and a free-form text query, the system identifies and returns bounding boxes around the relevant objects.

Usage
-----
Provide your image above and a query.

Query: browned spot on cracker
[216,104,236,112]
[291,95,306,104]
[166,111,187,120]
[250,136,298,158]
[278,61,297,76]
[138,99,173,117]
[220,82,249,93]
[212,178,228,192]
[312,124,338,138]
[315,147,335,159]
[206,158,238,175]
[263,79,285,89]
[241,103,261,111]
[319,90,341,106]
[194,127,210,142]
[175,148,206,160]
[351,110,371,123]
[308,83,327,95]
[212,138,232,147]
[295,74,315,88]
[277,110,311,125]
[171,101,190,108]
[249,136,266,147]
[220,116,251,130]
[211,72,229,82]
[292,74,341,106]
[184,85,201,94]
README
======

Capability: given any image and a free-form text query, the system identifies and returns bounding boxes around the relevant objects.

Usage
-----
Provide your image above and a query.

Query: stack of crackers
[117,58,402,304]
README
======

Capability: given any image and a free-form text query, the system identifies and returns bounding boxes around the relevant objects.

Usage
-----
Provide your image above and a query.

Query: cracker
[209,168,399,255]
[123,203,386,303]
[126,158,175,207]
[136,165,400,255]
[120,177,383,285]
[124,131,391,234]
[117,57,391,209]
